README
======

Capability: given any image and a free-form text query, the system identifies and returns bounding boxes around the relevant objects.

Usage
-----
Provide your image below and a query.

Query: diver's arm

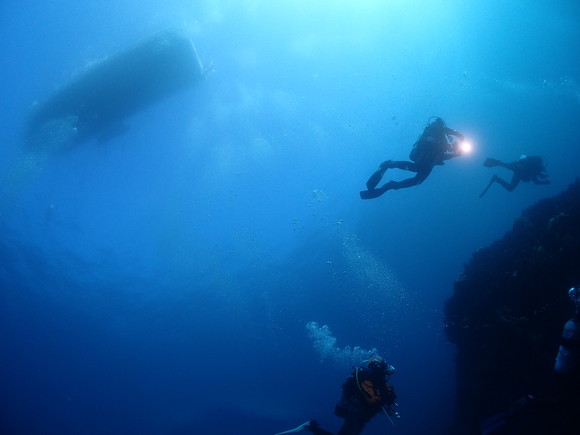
[443,127,465,159]
[443,141,464,159]
[440,152,459,161]
[380,383,397,406]
[444,127,464,142]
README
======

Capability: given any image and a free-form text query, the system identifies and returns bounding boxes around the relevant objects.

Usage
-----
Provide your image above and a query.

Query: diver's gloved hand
[449,140,464,157]
[385,404,401,419]
[388,409,401,419]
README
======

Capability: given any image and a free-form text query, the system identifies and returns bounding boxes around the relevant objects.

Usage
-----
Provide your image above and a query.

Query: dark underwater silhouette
[445,178,580,434]
[26,29,204,152]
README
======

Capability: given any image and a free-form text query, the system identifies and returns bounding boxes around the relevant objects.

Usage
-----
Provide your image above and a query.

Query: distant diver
[275,357,400,435]
[360,117,468,199]
[552,285,580,433]
[479,155,550,198]
[480,286,580,435]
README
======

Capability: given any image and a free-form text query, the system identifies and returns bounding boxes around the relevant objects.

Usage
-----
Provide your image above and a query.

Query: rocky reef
[444,179,580,434]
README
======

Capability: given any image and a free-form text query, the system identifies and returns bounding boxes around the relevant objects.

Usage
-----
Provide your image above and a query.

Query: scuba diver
[360,117,466,200]
[481,286,580,435]
[552,285,580,434]
[479,155,550,198]
[276,357,399,435]
[334,357,399,434]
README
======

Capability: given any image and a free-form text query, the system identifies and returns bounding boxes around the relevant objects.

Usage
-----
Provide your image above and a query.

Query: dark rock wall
[444,179,580,434]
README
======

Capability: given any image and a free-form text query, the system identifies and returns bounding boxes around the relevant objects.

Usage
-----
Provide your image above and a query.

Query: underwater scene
[1,1,579,434]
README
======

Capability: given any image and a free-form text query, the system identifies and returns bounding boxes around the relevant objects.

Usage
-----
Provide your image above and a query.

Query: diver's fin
[275,420,315,434]
[480,395,536,435]
[479,178,495,198]
[483,158,500,168]
[360,185,390,200]
[366,167,386,190]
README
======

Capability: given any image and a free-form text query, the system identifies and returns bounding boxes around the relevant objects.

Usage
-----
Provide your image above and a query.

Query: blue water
[1,1,579,434]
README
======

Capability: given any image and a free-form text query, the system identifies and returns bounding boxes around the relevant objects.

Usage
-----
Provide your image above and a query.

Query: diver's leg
[484,158,514,169]
[366,165,387,190]
[360,181,395,199]
[384,166,431,190]
[360,163,429,198]
[362,175,422,198]
[365,160,414,190]
[384,160,418,172]
[480,174,517,196]
[275,420,332,435]
[494,175,520,192]
[337,417,366,435]
[496,161,517,171]
[306,421,333,435]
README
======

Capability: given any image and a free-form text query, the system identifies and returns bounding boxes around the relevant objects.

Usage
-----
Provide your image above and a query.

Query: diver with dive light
[360,117,469,199]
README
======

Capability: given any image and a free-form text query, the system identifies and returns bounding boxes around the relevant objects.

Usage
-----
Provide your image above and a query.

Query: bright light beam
[460,140,473,154]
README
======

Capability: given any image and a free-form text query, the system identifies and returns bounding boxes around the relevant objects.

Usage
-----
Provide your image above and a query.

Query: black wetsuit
[482,311,580,434]
[334,367,397,435]
[361,119,463,199]
[384,121,463,189]
[479,156,550,197]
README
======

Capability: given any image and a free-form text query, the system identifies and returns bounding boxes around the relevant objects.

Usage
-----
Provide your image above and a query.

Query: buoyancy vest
[409,124,449,163]
[516,156,545,181]
[355,368,394,405]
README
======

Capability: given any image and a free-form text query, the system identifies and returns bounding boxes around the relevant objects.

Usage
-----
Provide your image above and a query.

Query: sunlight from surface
[1,1,578,434]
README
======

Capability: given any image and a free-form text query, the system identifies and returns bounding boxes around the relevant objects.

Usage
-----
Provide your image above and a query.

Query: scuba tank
[554,318,580,374]
[554,288,580,375]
